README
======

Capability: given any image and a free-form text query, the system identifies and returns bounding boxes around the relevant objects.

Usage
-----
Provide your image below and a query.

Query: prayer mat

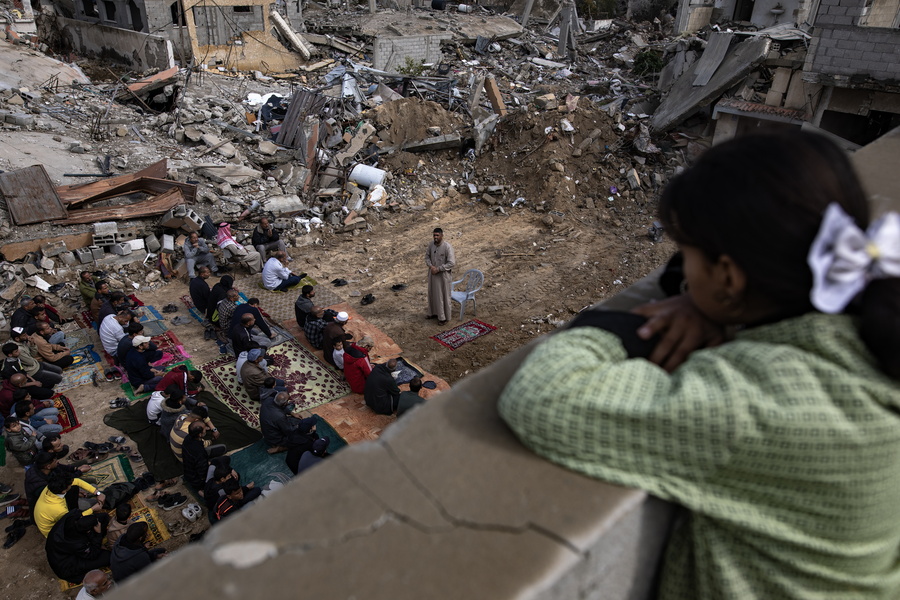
[314,415,348,454]
[56,360,104,393]
[70,344,101,365]
[431,319,497,350]
[121,360,193,401]
[136,305,163,320]
[199,340,350,428]
[151,331,192,362]
[76,310,95,330]
[394,358,423,386]
[53,393,81,434]
[87,454,135,488]
[222,321,294,355]
[228,440,295,489]
[64,327,95,352]
[129,505,171,545]
[104,391,262,482]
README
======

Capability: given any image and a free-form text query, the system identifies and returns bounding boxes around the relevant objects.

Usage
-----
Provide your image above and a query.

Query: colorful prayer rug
[431,319,497,350]
[86,454,135,488]
[199,340,350,427]
[121,360,193,401]
[57,360,101,394]
[53,393,81,434]
[151,331,192,362]
[76,310,95,330]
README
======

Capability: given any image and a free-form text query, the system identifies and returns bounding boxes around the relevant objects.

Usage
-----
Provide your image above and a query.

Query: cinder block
[856,41,875,51]
[110,243,132,256]
[74,247,94,264]
[844,49,863,60]
[5,113,34,127]
[158,206,186,229]
[836,38,857,49]
[181,208,203,232]
[58,251,77,266]
[92,234,116,247]
[144,234,161,253]
[127,239,145,251]
[41,240,68,257]
[115,231,137,242]
[93,221,119,236]
[161,234,175,254]
[90,246,104,260]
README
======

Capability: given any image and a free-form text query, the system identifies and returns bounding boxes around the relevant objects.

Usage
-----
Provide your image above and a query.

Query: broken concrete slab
[379,134,462,154]
[195,164,263,186]
[263,194,309,216]
[335,122,377,166]
[651,37,771,132]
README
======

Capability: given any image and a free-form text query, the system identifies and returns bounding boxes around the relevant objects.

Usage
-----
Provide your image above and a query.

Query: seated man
[77,569,114,600]
[124,336,166,394]
[98,310,132,359]
[240,349,273,402]
[14,397,62,437]
[169,405,222,463]
[154,365,204,397]
[216,222,262,274]
[397,377,426,417]
[342,341,372,394]
[12,327,62,389]
[260,391,315,454]
[252,216,288,259]
[231,297,275,345]
[97,291,132,327]
[31,322,74,369]
[294,285,316,326]
[216,289,241,332]
[364,358,401,416]
[25,451,93,509]
[182,421,218,492]
[189,266,213,317]
[231,314,267,384]
[88,281,110,325]
[303,308,330,350]
[11,296,38,334]
[213,478,262,523]
[183,232,218,279]
[110,522,166,583]
[157,392,187,438]
[0,372,58,420]
[322,312,351,368]
[116,322,161,366]
[261,251,305,292]
[3,416,40,466]
[35,471,106,537]
[78,271,100,307]
[147,384,184,427]
[32,295,65,326]
[289,437,330,476]
[45,512,111,584]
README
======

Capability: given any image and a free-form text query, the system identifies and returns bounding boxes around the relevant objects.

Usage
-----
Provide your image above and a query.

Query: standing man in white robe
[425,228,456,325]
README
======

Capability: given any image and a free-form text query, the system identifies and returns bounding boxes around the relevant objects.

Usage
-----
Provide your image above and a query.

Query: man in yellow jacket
[35,471,106,537]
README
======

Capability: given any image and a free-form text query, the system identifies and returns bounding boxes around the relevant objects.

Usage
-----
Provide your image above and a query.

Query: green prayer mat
[88,454,135,488]
[104,390,261,481]
[121,360,193,401]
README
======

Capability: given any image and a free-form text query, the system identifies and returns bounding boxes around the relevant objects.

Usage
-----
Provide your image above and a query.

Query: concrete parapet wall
[805,25,900,82]
[373,33,452,72]
[109,337,676,599]
[54,16,174,71]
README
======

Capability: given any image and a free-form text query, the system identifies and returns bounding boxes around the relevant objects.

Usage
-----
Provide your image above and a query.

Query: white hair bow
[808,203,900,313]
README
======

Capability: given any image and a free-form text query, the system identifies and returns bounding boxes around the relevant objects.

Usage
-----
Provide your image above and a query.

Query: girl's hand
[632,295,727,372]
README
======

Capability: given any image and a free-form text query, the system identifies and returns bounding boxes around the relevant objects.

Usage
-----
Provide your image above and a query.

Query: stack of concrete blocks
[159,205,203,233]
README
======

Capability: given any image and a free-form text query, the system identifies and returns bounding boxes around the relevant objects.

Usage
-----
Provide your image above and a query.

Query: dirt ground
[0,66,677,596]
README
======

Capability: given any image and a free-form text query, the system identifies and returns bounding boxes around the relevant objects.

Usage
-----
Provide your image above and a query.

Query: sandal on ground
[67,448,90,463]
[108,436,126,445]
[129,452,144,463]
[153,478,179,491]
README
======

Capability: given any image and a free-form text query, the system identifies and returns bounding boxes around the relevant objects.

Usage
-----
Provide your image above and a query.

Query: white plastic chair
[450,269,484,320]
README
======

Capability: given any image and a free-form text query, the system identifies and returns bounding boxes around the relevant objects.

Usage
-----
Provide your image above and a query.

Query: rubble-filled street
[0,0,898,592]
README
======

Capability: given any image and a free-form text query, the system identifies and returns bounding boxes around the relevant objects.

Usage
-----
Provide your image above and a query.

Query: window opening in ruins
[170,0,185,25]
[102,0,116,21]
[128,0,144,30]
[82,0,99,17]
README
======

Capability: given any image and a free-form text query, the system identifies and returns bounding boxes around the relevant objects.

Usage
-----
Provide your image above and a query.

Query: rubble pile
[0,0,841,326]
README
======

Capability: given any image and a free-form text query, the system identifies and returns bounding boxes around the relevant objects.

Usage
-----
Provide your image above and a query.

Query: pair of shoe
[132,472,156,492]
[171,316,192,325]
[203,328,216,341]
[0,483,12,495]
[161,304,179,313]
[160,493,188,511]
[109,397,129,409]
[181,503,202,522]
[3,520,28,549]
[438,319,448,325]
[85,441,115,454]
[361,293,376,306]
[331,278,348,287]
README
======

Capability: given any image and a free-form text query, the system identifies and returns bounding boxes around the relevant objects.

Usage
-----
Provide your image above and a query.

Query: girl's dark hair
[659,131,898,378]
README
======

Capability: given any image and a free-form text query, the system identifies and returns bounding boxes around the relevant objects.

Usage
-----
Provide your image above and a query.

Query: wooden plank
[55,160,168,204]
[0,165,68,225]
[56,176,196,207]
[1,232,93,262]
[692,32,734,87]
[55,187,186,225]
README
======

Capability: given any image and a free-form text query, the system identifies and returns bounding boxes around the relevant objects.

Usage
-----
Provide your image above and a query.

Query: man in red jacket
[341,341,372,394]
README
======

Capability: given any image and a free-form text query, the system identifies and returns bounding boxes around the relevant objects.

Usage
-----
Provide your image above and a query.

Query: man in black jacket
[364,359,401,415]
[251,216,288,260]
[189,266,213,316]
[181,421,212,492]
[45,511,111,584]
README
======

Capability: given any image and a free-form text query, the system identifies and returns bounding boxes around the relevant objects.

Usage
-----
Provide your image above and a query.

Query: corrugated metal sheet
[0,164,68,225]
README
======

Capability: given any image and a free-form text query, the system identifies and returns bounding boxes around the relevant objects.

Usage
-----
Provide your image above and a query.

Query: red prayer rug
[431,319,497,350]
[53,393,81,434]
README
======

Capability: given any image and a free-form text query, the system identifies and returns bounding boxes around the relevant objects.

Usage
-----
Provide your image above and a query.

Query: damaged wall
[73,0,149,31]
[53,16,175,71]
[805,23,900,82]
[182,0,305,72]
[373,33,452,72]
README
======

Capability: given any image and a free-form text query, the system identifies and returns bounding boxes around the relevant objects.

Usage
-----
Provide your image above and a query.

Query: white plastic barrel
[348,163,387,188]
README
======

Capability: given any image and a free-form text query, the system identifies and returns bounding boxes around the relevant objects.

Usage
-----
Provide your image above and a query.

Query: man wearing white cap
[124,336,166,394]
[321,312,351,368]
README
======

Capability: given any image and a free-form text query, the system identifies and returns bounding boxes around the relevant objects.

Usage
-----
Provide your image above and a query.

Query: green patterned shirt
[498,313,900,599]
